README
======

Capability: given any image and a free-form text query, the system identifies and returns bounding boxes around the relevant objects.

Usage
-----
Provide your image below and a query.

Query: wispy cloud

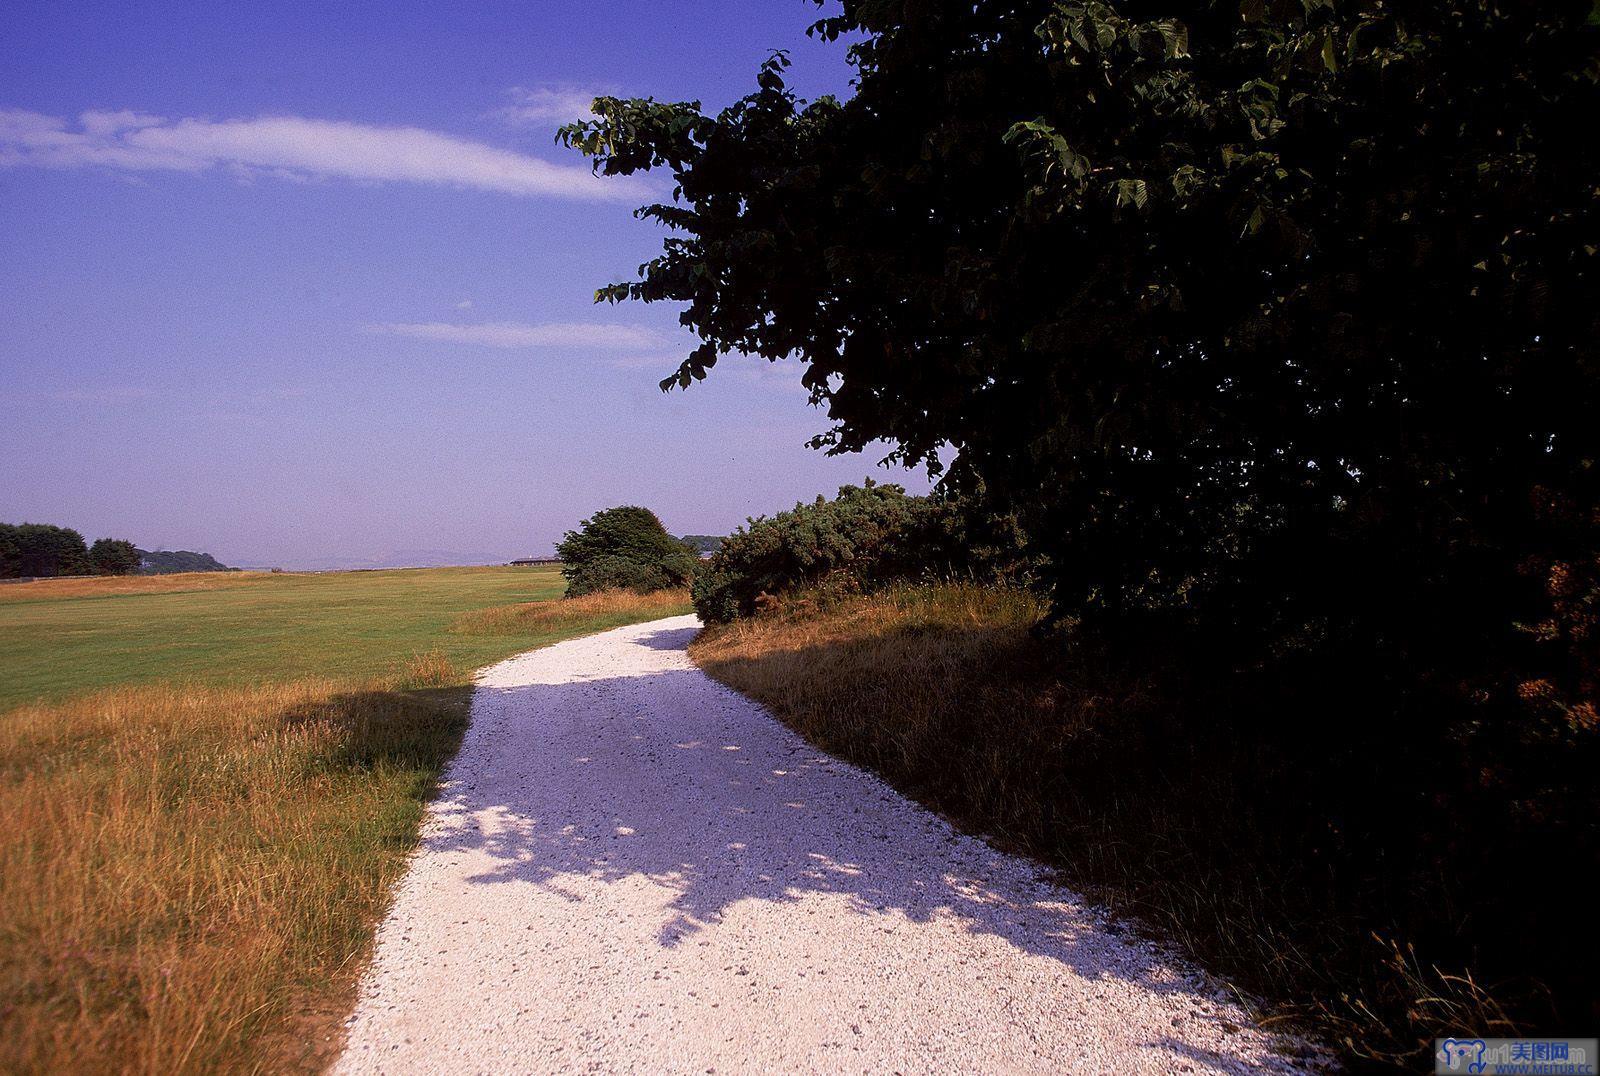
[37,386,159,404]
[606,354,678,371]
[729,355,808,395]
[364,321,659,350]
[493,84,615,127]
[0,107,643,201]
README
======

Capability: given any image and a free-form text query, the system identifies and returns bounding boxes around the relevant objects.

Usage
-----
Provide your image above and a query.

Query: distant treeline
[0,522,233,578]
[138,549,235,575]
[678,534,722,555]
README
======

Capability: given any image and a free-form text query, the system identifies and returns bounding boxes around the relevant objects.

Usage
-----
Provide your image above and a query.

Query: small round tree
[555,506,697,597]
[88,538,141,576]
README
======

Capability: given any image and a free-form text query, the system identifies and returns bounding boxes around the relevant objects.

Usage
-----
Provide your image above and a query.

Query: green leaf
[1114,178,1150,213]
[1157,20,1190,60]
[1171,165,1209,200]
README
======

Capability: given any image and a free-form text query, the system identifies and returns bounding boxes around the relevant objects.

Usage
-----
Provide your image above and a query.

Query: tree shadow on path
[420,622,1304,1074]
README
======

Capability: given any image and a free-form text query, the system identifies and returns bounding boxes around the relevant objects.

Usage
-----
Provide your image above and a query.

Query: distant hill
[679,535,723,555]
[230,549,506,572]
[137,549,236,575]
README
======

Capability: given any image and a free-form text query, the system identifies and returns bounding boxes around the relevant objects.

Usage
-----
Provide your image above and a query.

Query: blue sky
[0,1,928,569]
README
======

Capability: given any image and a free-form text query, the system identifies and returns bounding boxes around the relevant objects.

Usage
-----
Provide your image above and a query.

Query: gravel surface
[336,615,1327,1075]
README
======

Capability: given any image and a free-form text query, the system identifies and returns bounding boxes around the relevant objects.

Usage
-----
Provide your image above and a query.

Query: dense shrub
[556,506,697,597]
[565,554,684,595]
[692,482,988,623]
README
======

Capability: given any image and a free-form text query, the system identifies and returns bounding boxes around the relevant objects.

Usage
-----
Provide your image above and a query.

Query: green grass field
[0,566,690,1074]
[0,565,675,708]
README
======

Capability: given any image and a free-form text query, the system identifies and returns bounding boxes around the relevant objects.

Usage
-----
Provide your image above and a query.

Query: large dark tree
[561,0,1599,730]
[560,3,1599,1043]
[0,523,91,578]
[0,525,17,578]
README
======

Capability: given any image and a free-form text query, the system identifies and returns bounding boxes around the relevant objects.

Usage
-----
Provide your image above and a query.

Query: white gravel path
[335,615,1327,1075]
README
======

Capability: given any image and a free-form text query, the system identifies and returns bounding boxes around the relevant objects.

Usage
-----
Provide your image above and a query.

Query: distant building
[509,557,561,566]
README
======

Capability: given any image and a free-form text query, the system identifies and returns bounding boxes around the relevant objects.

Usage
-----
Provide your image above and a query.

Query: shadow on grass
[687,601,1583,1071]
[277,684,475,775]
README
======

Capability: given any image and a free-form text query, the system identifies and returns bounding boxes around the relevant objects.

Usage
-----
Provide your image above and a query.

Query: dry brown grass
[451,588,690,636]
[0,673,469,1074]
[690,584,1055,821]
[691,584,1530,1068]
[0,572,272,603]
[396,648,460,689]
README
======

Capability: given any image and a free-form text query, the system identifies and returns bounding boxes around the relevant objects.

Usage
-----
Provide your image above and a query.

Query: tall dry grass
[451,588,690,636]
[0,584,691,1072]
[691,584,1530,1067]
[689,584,1055,824]
[0,669,469,1074]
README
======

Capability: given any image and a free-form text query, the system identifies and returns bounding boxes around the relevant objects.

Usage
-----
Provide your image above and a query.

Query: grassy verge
[0,573,688,1073]
[690,585,1543,1068]
[450,587,689,637]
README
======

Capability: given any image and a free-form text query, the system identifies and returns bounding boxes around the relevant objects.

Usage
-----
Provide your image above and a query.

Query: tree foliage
[0,523,91,578]
[136,549,235,574]
[555,506,698,597]
[88,538,141,576]
[561,0,1599,730]
[560,0,1600,1044]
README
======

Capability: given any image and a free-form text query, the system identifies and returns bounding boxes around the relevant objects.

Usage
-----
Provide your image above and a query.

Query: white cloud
[454,299,474,310]
[729,356,808,395]
[0,107,643,201]
[364,321,659,350]
[78,109,165,137]
[493,85,615,127]
[40,386,159,404]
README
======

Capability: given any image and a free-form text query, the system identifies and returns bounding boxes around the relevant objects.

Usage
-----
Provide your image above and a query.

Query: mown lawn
[0,566,584,707]
[0,566,689,1074]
